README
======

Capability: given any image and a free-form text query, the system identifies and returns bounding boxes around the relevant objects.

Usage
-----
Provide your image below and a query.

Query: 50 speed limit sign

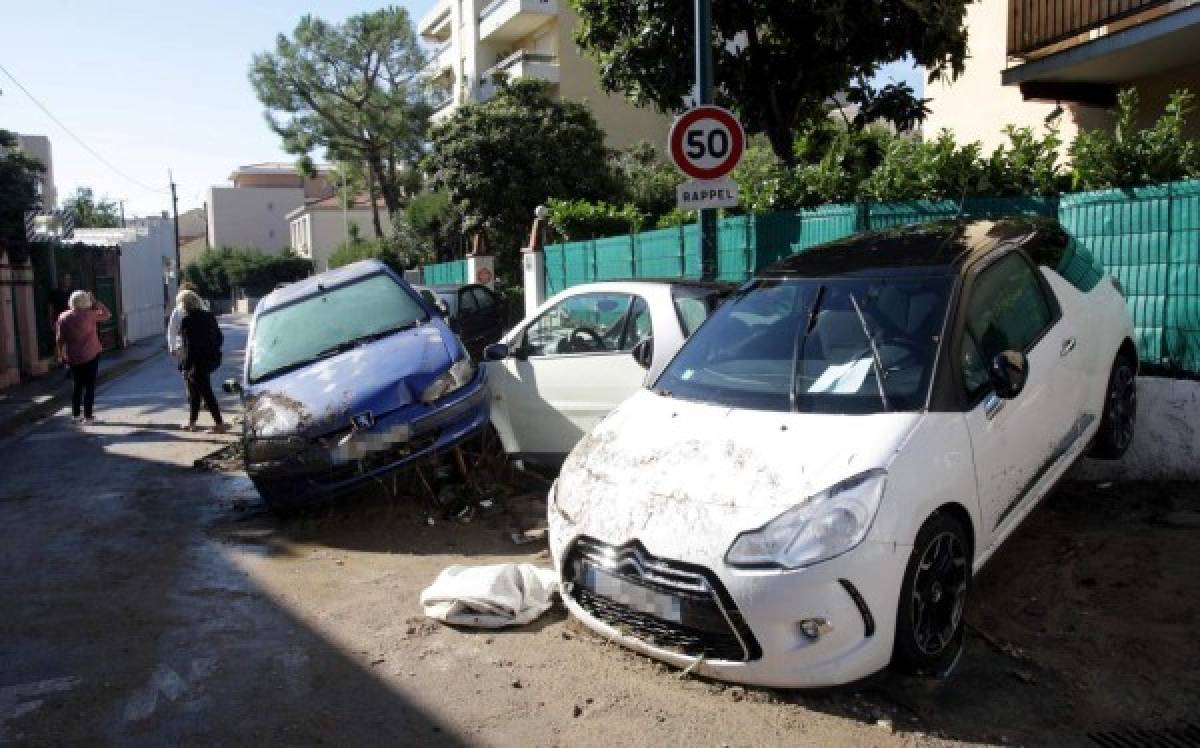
[669,105,744,209]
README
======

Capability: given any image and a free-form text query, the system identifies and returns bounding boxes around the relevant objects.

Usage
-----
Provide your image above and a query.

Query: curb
[0,346,164,440]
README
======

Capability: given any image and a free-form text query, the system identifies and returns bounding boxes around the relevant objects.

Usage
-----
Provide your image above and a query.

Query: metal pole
[168,170,181,289]
[695,0,717,281]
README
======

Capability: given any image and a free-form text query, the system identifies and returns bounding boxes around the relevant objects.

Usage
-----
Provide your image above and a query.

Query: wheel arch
[1117,337,1138,373]
[928,501,976,562]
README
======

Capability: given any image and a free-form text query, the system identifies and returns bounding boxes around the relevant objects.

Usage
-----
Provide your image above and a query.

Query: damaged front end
[241,373,489,510]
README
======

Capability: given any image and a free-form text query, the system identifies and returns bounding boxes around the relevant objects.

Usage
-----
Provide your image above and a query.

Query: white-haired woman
[177,289,227,433]
[55,290,112,424]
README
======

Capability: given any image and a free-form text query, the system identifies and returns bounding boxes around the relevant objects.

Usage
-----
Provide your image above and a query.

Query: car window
[522,292,633,357]
[619,296,653,351]
[249,273,428,383]
[655,277,952,413]
[459,288,479,315]
[961,253,1054,396]
[472,287,496,311]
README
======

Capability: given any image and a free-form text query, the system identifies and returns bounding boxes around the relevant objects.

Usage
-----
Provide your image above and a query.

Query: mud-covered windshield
[249,273,428,384]
[654,276,952,413]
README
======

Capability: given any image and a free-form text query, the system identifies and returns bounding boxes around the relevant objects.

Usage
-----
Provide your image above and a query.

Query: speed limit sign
[669,105,745,180]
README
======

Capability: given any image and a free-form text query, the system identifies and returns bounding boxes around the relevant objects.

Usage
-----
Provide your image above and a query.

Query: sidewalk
[0,336,167,438]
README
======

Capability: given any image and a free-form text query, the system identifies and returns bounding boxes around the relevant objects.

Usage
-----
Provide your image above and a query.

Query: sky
[0,0,921,218]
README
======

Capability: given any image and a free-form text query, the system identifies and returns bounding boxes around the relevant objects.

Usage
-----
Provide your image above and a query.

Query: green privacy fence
[541,181,1200,373]
[421,259,468,285]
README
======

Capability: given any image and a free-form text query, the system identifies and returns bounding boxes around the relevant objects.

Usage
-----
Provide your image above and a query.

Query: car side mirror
[988,351,1028,399]
[482,343,510,362]
[631,337,653,370]
[222,378,243,395]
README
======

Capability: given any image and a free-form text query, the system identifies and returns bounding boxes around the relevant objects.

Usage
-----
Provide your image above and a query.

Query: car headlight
[420,358,476,404]
[725,469,887,569]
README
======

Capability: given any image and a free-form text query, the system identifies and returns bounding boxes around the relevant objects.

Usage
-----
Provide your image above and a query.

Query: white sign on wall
[676,178,739,210]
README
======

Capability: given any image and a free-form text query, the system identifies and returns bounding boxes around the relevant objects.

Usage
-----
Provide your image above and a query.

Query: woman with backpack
[177,289,228,433]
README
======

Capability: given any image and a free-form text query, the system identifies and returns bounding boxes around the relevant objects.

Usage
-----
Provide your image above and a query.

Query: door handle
[1060,337,1077,357]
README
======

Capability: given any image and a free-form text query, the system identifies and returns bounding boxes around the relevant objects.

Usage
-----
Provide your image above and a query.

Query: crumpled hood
[244,323,458,439]
[552,388,922,565]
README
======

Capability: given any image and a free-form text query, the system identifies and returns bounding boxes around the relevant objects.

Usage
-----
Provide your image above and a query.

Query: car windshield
[249,273,429,383]
[654,276,952,413]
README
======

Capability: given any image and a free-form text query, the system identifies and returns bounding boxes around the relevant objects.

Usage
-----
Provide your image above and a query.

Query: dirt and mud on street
[2,325,1199,745]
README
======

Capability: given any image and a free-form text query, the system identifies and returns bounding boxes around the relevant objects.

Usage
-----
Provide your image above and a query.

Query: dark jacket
[180,308,223,374]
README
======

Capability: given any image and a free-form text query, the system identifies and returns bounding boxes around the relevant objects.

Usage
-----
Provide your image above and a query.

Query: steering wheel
[568,326,605,352]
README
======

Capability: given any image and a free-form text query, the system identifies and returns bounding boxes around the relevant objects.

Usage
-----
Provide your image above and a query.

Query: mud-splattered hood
[551,388,922,566]
[244,323,459,439]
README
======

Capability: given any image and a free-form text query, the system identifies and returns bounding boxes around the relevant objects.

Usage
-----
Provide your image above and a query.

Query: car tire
[893,512,971,677]
[1088,352,1137,460]
[251,475,297,516]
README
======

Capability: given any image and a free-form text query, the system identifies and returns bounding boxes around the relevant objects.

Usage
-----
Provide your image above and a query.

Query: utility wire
[0,61,170,195]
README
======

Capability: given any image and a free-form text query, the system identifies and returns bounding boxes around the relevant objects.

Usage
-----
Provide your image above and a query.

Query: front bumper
[554,532,910,689]
[244,378,489,508]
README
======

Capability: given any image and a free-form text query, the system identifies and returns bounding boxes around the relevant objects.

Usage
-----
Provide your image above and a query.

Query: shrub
[612,142,678,223]
[184,248,312,299]
[545,198,645,241]
[1070,89,1200,191]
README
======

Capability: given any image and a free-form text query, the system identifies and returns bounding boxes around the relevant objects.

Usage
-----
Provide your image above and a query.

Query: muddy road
[1,319,1197,746]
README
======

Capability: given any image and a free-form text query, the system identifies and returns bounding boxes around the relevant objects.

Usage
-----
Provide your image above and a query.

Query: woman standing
[177,289,228,433]
[55,290,112,424]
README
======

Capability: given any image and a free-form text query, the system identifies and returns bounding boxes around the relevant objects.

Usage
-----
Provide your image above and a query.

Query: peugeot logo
[351,411,375,430]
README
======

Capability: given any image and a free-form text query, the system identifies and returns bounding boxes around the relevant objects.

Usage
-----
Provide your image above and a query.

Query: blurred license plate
[581,563,682,623]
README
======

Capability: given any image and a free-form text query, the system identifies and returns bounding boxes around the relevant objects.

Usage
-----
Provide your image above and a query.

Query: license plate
[581,563,682,623]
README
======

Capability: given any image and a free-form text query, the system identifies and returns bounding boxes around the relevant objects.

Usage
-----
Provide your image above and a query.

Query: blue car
[233,260,488,513]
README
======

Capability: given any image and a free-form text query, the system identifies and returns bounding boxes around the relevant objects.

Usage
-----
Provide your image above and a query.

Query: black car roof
[760,217,1063,279]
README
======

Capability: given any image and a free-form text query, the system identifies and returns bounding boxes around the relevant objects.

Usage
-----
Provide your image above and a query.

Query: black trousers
[70,355,100,418]
[185,367,223,424]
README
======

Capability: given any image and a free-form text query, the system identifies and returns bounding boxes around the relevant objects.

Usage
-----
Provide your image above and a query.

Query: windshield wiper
[790,286,826,411]
[848,292,890,412]
[313,321,422,359]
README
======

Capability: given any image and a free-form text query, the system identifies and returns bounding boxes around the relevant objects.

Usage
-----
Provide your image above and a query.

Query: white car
[482,281,731,467]
[549,219,1137,688]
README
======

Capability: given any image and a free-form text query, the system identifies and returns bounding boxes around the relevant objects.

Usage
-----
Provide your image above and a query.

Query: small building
[205,163,333,254]
[16,134,56,210]
[925,0,1200,152]
[287,195,392,273]
[68,214,178,346]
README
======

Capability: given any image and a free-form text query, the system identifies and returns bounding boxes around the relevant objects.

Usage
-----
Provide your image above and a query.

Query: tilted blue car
[233,260,488,513]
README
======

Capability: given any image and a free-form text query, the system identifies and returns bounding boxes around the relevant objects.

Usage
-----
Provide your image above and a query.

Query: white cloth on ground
[420,563,559,628]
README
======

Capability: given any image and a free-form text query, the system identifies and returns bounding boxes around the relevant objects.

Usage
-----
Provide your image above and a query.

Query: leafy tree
[424,79,618,277]
[1070,89,1200,191]
[250,7,429,233]
[0,129,45,253]
[63,187,121,228]
[612,142,677,221]
[570,0,970,163]
[405,190,463,259]
[185,248,312,298]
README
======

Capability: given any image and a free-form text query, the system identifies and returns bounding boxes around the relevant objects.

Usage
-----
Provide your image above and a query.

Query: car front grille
[315,430,440,486]
[564,536,761,663]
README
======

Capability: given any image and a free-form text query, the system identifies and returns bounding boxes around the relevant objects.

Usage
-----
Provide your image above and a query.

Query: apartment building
[16,134,56,209]
[926,0,1200,152]
[419,0,672,150]
[205,163,333,253]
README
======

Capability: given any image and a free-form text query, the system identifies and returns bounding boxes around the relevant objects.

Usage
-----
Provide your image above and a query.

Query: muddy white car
[549,219,1137,687]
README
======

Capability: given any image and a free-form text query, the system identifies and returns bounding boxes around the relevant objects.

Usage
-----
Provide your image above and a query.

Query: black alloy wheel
[894,513,971,677]
[1090,353,1137,459]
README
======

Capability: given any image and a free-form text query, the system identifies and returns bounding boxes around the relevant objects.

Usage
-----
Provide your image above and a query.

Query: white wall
[206,186,304,253]
[292,208,388,273]
[122,218,176,344]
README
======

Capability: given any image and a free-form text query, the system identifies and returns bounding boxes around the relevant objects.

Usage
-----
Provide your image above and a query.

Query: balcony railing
[488,49,558,73]
[430,91,454,111]
[1008,0,1174,56]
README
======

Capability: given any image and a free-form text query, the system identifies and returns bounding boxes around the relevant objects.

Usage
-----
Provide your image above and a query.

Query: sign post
[694,0,717,281]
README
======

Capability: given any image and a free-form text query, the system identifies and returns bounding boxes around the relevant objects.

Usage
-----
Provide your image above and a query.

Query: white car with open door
[549,218,1138,688]
[481,281,731,468]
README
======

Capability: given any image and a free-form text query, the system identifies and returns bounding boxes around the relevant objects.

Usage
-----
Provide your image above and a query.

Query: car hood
[552,388,923,565]
[244,322,458,440]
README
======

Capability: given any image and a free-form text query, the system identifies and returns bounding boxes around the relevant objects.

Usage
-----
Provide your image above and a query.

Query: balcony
[480,50,561,99]
[425,40,454,76]
[1003,0,1200,98]
[418,1,452,41]
[478,0,557,43]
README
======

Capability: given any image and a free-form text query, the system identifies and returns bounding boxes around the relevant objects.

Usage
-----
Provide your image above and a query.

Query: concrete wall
[206,186,304,254]
[118,218,177,344]
[1075,377,1200,481]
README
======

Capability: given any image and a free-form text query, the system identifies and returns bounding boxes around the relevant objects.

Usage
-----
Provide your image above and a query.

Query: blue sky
[0,1,920,217]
